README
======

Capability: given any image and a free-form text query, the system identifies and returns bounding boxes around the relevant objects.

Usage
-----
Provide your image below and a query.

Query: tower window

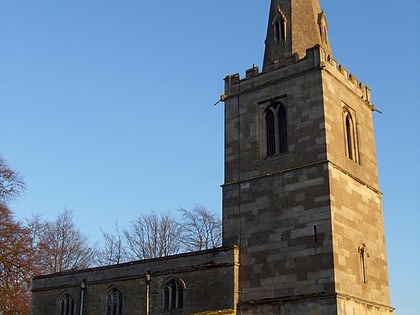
[266,109,276,156]
[343,109,359,163]
[274,19,286,41]
[358,244,368,284]
[274,21,280,41]
[106,287,123,315]
[163,279,184,310]
[59,293,74,315]
[278,104,287,153]
[281,20,286,40]
[265,103,288,157]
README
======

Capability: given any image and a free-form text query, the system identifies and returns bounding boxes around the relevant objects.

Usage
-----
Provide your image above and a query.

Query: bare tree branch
[179,205,222,251]
[0,156,25,206]
[0,205,36,314]
[35,209,96,274]
[124,212,183,260]
[97,221,129,265]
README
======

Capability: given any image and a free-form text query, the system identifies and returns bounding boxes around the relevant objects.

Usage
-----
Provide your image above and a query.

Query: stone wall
[223,47,336,311]
[31,246,239,315]
[222,45,393,314]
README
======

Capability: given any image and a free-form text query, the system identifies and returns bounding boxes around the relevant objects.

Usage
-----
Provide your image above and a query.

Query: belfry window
[163,279,184,310]
[266,109,276,156]
[274,19,286,41]
[343,109,358,163]
[278,104,287,153]
[106,287,123,315]
[265,103,288,157]
[59,293,74,315]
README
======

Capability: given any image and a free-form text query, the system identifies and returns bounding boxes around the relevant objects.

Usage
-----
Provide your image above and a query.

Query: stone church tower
[31,1,394,314]
[222,0,393,314]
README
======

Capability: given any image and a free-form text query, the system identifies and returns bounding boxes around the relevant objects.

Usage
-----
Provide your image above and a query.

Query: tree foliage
[180,205,222,251]
[0,155,224,313]
[124,212,183,260]
[98,207,222,265]
[0,205,35,314]
[34,209,96,274]
[0,157,33,314]
[0,156,25,206]
[96,221,128,265]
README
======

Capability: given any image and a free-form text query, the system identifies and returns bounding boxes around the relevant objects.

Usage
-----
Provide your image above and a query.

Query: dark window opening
[265,103,288,157]
[274,20,286,41]
[278,103,288,153]
[106,287,122,315]
[59,293,74,315]
[281,20,286,40]
[274,21,280,41]
[266,109,276,156]
[163,279,184,310]
[359,245,368,284]
[345,115,354,160]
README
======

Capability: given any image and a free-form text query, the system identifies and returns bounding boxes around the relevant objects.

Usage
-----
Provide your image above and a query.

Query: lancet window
[273,6,287,42]
[343,108,359,163]
[274,19,286,41]
[359,244,368,284]
[265,102,288,157]
[59,293,75,315]
[106,287,123,315]
[163,278,184,310]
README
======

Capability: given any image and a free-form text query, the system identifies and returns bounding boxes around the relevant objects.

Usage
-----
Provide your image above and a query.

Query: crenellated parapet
[319,48,373,106]
[224,45,374,110]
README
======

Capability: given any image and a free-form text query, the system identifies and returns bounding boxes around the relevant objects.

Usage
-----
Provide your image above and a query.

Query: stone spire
[263,0,332,71]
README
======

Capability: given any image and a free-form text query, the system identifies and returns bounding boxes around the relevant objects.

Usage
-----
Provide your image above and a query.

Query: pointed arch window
[106,287,123,315]
[59,293,75,315]
[265,102,288,157]
[163,279,184,310]
[343,108,359,163]
[274,18,286,41]
[278,104,288,153]
[358,244,368,284]
[266,109,276,156]
[318,11,330,46]
[273,6,287,42]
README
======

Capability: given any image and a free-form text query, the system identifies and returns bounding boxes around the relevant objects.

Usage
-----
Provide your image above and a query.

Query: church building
[31,1,394,314]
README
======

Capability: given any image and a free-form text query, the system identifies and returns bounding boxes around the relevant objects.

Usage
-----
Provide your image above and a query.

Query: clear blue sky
[1,1,419,313]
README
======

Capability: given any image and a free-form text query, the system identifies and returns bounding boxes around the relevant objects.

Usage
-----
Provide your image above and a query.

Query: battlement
[224,46,373,107]
[321,51,372,105]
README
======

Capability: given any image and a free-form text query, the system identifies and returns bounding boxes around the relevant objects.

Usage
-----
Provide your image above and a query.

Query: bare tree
[0,208,35,314]
[97,221,129,265]
[0,156,34,314]
[179,205,222,251]
[0,155,25,206]
[124,212,183,260]
[36,209,96,274]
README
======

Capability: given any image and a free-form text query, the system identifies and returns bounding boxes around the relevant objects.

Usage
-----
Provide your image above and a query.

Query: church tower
[222,1,393,314]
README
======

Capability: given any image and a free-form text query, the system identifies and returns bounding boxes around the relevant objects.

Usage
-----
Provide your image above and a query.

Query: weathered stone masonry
[31,1,393,314]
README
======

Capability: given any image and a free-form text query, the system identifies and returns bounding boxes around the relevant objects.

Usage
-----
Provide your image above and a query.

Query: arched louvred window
[273,6,287,42]
[278,103,288,153]
[106,287,123,315]
[265,103,288,157]
[59,293,74,315]
[280,19,286,40]
[274,19,286,41]
[274,21,281,41]
[163,278,184,310]
[343,109,358,163]
[265,108,276,156]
